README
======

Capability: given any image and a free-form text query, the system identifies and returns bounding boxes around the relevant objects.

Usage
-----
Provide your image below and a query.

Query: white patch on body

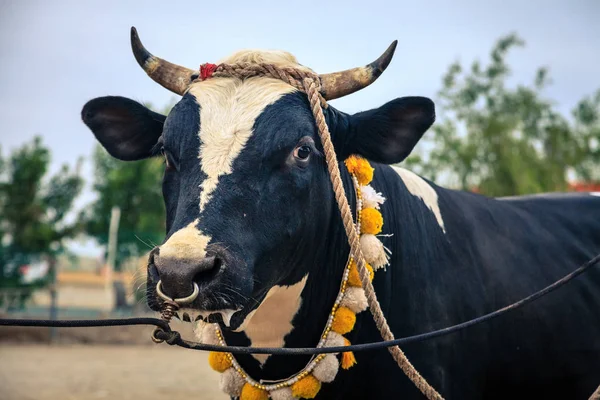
[391,166,446,232]
[234,275,309,364]
[591,192,600,197]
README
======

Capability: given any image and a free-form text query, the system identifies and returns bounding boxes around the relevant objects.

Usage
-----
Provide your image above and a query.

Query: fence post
[48,256,58,343]
[106,206,121,311]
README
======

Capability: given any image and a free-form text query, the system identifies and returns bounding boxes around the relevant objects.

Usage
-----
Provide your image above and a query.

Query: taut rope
[211,63,444,400]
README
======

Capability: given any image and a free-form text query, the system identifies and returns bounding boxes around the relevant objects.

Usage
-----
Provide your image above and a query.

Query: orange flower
[331,306,356,335]
[361,208,383,235]
[347,260,374,287]
[291,375,321,399]
[344,155,374,186]
[240,383,269,400]
[341,337,357,369]
[208,351,232,372]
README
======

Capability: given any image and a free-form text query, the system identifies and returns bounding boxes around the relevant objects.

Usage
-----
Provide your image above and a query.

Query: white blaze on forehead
[391,166,446,232]
[186,49,313,212]
[234,275,308,364]
[157,219,211,262]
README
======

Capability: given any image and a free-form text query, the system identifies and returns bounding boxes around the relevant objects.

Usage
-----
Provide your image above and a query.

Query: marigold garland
[331,306,356,335]
[240,383,269,400]
[341,337,357,370]
[344,155,374,186]
[361,207,383,235]
[207,155,390,400]
[347,261,374,287]
[208,351,232,372]
[291,375,321,399]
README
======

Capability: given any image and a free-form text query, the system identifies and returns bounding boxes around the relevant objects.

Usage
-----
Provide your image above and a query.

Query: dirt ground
[0,344,227,400]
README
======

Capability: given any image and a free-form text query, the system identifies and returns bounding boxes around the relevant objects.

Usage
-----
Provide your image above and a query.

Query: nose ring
[156,280,200,304]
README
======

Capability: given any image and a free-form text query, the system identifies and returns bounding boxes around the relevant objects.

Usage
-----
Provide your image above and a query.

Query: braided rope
[211,63,443,400]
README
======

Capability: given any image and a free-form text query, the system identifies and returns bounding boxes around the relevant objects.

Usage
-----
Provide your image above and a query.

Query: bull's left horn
[319,41,398,101]
[130,27,197,95]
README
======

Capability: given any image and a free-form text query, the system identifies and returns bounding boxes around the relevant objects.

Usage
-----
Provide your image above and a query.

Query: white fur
[312,354,340,383]
[156,219,210,262]
[188,50,314,212]
[391,166,446,232]
[234,275,309,364]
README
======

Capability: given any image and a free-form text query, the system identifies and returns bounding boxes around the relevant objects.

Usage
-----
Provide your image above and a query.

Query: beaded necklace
[202,155,389,400]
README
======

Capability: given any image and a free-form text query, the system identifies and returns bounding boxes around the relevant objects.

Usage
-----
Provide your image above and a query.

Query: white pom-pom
[361,185,385,209]
[324,331,345,351]
[270,386,296,400]
[312,354,339,383]
[340,287,368,314]
[360,234,389,270]
[193,321,219,345]
[219,368,245,397]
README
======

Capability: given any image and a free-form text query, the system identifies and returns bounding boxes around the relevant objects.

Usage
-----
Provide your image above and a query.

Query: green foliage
[572,89,600,182]
[0,136,83,273]
[80,147,166,270]
[406,34,600,196]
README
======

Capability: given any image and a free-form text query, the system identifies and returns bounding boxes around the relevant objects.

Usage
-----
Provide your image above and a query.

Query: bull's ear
[81,96,165,161]
[344,96,435,164]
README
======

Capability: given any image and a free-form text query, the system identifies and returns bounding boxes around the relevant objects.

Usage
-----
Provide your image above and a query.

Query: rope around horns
[211,63,444,400]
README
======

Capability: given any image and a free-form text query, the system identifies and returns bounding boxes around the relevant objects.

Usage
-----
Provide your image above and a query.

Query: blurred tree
[0,136,83,275]
[80,102,173,271]
[406,34,599,196]
[81,147,165,270]
[572,89,600,183]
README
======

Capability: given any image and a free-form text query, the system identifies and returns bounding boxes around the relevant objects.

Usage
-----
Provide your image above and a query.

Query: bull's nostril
[191,256,222,286]
[148,263,159,282]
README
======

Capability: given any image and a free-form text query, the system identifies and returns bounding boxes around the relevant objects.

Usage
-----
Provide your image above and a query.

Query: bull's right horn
[130,27,197,95]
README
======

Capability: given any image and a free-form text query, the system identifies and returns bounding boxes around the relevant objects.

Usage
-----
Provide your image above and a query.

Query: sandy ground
[0,344,227,400]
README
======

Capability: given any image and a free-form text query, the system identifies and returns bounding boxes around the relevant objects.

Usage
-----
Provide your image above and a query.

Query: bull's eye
[294,145,312,161]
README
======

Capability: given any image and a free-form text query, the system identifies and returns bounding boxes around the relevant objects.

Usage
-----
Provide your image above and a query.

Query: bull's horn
[319,41,398,100]
[130,27,197,95]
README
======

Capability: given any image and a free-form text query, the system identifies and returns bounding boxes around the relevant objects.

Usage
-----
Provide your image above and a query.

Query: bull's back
[443,191,600,398]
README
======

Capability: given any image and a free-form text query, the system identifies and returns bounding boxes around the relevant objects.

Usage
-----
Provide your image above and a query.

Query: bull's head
[82,28,434,334]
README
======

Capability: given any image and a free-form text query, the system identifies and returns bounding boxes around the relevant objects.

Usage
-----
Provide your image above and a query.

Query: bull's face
[82,30,434,332]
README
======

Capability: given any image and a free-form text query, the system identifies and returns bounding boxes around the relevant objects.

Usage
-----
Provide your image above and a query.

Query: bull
[81,28,600,399]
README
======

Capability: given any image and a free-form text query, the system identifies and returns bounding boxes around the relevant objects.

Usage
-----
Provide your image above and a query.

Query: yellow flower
[208,351,232,372]
[331,306,356,335]
[347,260,374,287]
[291,375,322,399]
[344,155,374,185]
[361,208,383,235]
[240,383,269,400]
[341,338,357,369]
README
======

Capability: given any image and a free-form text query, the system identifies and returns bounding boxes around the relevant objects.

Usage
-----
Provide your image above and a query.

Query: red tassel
[200,63,218,80]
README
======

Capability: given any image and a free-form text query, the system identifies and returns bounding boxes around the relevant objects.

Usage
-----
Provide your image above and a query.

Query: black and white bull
[82,28,600,399]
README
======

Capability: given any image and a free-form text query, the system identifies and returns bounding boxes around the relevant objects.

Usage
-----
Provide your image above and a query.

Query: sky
[0,0,599,255]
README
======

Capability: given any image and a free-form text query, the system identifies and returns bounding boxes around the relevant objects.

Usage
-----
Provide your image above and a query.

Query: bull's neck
[220,164,355,381]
